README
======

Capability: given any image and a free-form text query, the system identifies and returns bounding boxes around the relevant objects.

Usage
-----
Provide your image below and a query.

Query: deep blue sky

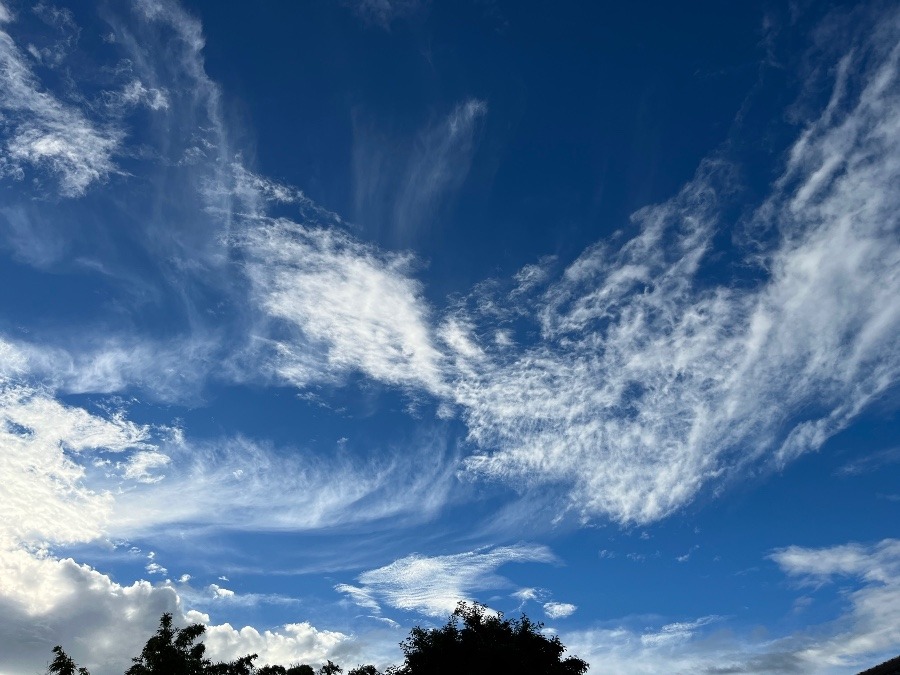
[0,0,898,673]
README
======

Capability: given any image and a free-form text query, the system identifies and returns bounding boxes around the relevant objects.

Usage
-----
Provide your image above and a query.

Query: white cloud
[0,380,151,548]
[0,332,222,404]
[114,79,170,111]
[638,617,717,648]
[0,545,352,675]
[0,21,119,195]
[769,539,900,669]
[122,450,171,484]
[241,219,446,394]
[205,621,352,668]
[450,13,900,524]
[543,602,577,619]
[209,583,235,599]
[353,99,487,243]
[560,539,900,674]
[392,99,487,239]
[337,544,557,617]
[107,431,458,537]
[146,562,167,575]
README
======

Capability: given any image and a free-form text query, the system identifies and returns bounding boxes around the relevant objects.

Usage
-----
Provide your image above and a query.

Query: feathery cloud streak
[337,544,557,616]
[449,13,900,523]
[0,5,119,195]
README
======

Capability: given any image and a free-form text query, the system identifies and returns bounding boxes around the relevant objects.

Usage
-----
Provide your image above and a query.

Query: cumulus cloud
[543,602,577,620]
[337,544,557,617]
[205,621,351,668]
[0,546,352,675]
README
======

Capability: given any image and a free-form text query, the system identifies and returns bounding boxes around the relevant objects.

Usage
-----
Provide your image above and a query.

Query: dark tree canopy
[47,605,586,675]
[125,613,210,675]
[348,667,380,675]
[48,646,90,675]
[392,602,588,675]
[257,666,316,675]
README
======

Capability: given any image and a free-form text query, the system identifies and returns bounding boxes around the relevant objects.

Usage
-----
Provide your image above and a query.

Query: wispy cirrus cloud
[836,446,900,477]
[446,10,900,524]
[241,219,447,394]
[353,98,487,243]
[0,8,120,196]
[336,544,557,617]
[108,429,459,537]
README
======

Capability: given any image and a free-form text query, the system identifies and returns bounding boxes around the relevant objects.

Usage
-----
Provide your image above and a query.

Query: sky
[0,0,898,673]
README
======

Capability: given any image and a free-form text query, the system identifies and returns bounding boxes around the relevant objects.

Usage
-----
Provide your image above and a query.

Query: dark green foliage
[348,667,380,675]
[393,602,588,675]
[48,646,90,675]
[319,661,342,675]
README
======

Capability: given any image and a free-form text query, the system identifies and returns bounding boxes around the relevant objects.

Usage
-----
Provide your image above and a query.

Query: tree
[348,667,380,675]
[124,613,260,675]
[393,602,588,675]
[47,646,90,675]
[319,661,343,675]
[257,667,316,675]
[125,613,209,675]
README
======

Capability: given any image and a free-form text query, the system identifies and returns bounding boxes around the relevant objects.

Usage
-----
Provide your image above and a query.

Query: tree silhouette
[392,602,588,675]
[47,605,586,675]
[125,613,210,675]
[124,613,260,675]
[257,666,316,675]
[48,646,90,675]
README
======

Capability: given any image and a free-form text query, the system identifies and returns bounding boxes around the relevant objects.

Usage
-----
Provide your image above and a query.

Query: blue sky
[0,0,898,673]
